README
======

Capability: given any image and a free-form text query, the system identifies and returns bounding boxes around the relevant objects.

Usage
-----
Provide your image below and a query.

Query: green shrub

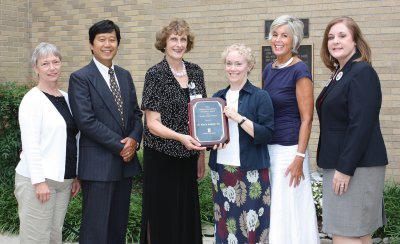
[198,173,214,225]
[0,81,31,234]
[0,82,32,181]
[311,180,323,220]
[0,185,19,233]
[62,194,82,241]
[374,182,400,242]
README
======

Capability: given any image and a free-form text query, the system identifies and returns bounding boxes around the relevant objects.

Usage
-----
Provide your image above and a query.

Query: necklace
[170,61,187,77]
[273,57,294,69]
[37,85,62,97]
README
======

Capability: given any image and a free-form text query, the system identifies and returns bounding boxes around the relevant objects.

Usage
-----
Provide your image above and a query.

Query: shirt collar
[93,57,115,73]
[219,80,253,97]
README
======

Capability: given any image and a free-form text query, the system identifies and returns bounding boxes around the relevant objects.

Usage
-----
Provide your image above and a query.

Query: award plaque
[188,98,230,147]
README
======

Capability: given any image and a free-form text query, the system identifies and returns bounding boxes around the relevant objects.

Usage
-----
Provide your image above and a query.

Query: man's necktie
[108,68,124,126]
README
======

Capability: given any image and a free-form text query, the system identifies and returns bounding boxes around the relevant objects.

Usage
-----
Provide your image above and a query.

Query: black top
[43,92,78,179]
[141,58,207,158]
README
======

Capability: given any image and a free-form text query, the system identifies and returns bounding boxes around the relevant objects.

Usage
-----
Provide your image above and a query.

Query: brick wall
[1,0,399,181]
[0,0,31,83]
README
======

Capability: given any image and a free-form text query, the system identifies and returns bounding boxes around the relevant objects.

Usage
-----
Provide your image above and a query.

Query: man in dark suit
[68,20,143,244]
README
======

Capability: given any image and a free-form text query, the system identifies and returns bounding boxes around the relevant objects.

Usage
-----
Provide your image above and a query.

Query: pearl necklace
[170,61,187,77]
[273,57,294,69]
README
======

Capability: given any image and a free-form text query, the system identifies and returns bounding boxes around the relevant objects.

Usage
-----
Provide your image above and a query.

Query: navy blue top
[208,80,274,171]
[263,61,312,146]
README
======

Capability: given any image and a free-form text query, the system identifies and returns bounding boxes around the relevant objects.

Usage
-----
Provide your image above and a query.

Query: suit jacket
[68,60,143,181]
[316,53,388,176]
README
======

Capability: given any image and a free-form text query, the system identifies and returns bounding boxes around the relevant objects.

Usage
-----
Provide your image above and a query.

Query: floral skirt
[211,164,271,244]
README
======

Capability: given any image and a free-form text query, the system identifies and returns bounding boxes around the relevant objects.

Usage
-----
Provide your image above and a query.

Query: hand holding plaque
[188,98,230,148]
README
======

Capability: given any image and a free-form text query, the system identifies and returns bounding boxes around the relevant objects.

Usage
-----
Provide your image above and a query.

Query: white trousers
[14,173,72,244]
[268,144,320,244]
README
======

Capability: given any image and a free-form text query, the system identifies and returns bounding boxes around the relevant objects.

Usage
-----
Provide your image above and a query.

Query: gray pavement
[0,222,331,244]
[0,233,214,244]
[0,233,332,244]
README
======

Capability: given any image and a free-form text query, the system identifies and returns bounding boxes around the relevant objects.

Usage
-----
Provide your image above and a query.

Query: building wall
[1,0,400,181]
[0,0,31,83]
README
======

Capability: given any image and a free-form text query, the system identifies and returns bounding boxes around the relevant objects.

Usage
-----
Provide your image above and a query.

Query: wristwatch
[238,116,247,126]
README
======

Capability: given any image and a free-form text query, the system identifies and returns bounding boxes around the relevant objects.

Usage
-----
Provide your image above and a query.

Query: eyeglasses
[39,60,61,69]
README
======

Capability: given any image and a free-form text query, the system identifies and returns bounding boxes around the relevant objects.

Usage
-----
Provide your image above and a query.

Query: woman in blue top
[209,43,274,244]
[263,15,319,243]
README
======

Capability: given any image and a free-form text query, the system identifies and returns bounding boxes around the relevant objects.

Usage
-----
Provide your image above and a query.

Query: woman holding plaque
[317,16,388,244]
[140,19,207,244]
[209,43,274,244]
[262,15,319,243]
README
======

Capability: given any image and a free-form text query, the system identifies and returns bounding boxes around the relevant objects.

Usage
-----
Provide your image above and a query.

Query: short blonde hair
[221,43,255,74]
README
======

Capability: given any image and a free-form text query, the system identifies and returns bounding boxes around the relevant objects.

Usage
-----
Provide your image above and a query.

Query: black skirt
[140,146,203,244]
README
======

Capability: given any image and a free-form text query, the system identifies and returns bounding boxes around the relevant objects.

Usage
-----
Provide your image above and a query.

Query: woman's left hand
[285,157,304,187]
[70,178,81,198]
[332,170,351,195]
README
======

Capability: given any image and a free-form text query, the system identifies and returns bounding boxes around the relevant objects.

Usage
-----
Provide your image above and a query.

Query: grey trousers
[14,173,73,244]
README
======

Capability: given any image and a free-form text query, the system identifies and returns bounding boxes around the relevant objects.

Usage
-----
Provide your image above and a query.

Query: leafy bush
[374,182,400,242]
[0,82,33,179]
[311,180,323,220]
[198,173,214,225]
[0,81,32,234]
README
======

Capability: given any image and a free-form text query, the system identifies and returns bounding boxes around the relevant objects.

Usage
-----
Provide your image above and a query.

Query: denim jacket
[208,80,274,171]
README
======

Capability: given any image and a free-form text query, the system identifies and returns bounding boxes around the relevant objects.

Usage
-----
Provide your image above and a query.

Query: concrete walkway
[0,234,215,244]
[0,221,331,244]
[0,233,332,244]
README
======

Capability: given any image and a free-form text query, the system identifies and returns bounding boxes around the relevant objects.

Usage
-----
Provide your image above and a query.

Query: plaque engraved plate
[188,98,230,147]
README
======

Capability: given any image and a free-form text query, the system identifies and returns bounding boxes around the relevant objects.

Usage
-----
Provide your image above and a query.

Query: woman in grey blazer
[316,16,388,243]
